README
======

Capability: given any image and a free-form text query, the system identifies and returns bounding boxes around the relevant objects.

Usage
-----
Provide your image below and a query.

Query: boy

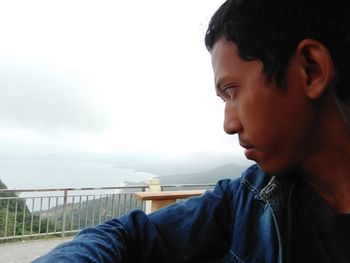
[34,0,350,262]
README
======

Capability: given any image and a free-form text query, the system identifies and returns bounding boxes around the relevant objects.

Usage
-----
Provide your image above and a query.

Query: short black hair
[205,0,350,104]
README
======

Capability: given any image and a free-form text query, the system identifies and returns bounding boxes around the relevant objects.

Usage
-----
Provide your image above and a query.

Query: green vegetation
[0,179,55,242]
[37,193,143,232]
[0,179,29,238]
[0,178,143,242]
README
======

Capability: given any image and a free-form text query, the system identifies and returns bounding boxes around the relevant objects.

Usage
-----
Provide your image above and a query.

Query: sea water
[0,159,155,189]
[0,159,157,212]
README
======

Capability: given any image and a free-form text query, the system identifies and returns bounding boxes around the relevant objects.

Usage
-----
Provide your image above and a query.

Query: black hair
[205,0,350,103]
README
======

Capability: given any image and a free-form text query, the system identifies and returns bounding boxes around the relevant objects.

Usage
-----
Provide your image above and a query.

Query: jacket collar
[259,175,298,203]
[260,176,280,200]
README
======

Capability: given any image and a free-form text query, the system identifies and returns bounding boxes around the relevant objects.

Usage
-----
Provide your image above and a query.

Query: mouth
[239,140,255,159]
[239,140,254,149]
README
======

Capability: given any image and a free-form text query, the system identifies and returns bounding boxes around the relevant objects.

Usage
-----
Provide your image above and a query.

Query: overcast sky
[0,0,244,158]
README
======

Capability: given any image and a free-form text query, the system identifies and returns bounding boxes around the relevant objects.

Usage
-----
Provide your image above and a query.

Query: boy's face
[211,38,316,174]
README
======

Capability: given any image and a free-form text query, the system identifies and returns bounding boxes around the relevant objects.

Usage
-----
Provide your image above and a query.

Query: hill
[154,163,248,184]
[0,179,32,240]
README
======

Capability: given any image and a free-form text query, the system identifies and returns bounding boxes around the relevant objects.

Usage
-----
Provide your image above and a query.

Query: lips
[239,139,256,159]
[239,139,254,149]
[240,143,253,149]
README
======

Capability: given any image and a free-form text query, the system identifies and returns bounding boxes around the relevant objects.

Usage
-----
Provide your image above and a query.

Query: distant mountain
[50,152,251,175]
[155,163,249,184]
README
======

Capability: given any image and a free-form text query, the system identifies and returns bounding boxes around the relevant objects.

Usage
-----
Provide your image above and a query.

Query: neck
[302,159,350,214]
[301,96,350,214]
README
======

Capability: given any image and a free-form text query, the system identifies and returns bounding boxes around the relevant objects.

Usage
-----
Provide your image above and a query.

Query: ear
[295,39,336,99]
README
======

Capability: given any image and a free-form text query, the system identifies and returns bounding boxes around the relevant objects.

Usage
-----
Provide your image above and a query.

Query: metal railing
[0,183,215,242]
[0,186,148,241]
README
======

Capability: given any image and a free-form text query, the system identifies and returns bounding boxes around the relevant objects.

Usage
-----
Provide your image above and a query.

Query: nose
[223,102,242,134]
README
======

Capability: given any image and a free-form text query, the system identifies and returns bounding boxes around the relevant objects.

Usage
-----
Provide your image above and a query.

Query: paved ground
[0,237,73,263]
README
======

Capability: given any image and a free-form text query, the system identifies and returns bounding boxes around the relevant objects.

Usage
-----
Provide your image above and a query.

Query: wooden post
[145,179,161,214]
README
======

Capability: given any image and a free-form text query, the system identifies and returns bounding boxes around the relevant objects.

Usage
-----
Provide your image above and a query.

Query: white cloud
[0,57,107,131]
[0,0,242,156]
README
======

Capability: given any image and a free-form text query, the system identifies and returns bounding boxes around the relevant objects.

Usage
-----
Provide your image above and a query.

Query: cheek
[259,103,313,154]
[239,97,279,135]
[238,79,313,145]
[240,98,300,147]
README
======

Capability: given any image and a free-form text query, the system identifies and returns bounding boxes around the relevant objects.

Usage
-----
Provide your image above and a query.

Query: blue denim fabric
[33,164,293,263]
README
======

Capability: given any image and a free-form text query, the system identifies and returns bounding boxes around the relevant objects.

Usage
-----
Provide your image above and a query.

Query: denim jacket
[33,164,296,263]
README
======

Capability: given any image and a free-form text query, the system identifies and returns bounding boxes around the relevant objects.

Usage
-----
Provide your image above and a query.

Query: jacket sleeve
[32,179,240,263]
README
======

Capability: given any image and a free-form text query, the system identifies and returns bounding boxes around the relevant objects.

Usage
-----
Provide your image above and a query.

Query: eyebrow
[215,77,224,92]
[215,76,233,92]
[214,83,221,98]
[214,78,225,99]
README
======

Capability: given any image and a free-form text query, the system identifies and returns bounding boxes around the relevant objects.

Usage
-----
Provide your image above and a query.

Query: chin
[257,161,300,177]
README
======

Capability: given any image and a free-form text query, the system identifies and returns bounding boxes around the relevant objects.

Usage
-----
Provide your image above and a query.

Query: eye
[215,83,238,102]
[223,85,237,99]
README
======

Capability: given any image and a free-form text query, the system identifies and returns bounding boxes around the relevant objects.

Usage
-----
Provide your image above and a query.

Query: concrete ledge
[134,190,205,201]
[134,190,205,212]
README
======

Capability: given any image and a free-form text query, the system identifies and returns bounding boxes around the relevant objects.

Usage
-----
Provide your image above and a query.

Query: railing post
[4,199,10,238]
[61,189,68,237]
[145,179,161,214]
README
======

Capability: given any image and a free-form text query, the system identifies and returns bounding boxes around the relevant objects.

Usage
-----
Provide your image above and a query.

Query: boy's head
[205,0,350,105]
[206,0,350,174]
